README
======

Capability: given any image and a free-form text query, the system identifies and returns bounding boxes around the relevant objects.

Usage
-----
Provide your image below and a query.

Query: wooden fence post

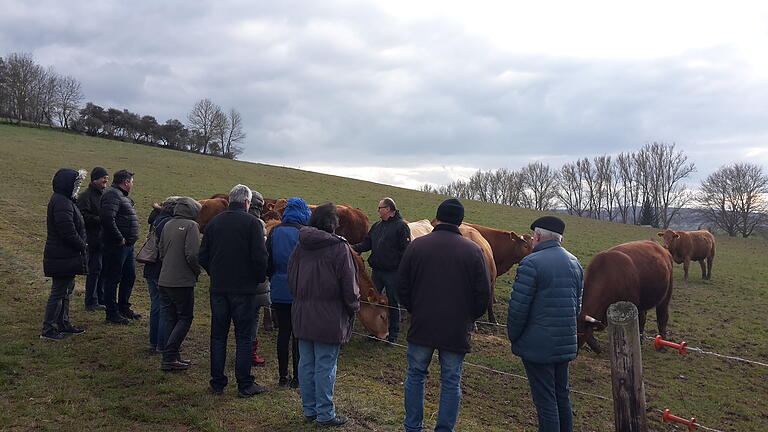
[607,301,648,432]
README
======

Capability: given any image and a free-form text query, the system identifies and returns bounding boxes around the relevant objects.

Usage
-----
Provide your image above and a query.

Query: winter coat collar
[532,239,561,253]
[299,226,345,250]
[432,223,461,235]
[228,201,248,212]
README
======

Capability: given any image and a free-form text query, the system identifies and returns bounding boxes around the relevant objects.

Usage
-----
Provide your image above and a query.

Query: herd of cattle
[192,195,717,353]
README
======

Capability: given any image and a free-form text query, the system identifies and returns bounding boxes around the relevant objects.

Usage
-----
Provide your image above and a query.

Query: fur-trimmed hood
[52,168,87,200]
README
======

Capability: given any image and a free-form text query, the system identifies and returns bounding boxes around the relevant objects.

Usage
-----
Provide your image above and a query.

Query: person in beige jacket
[158,197,202,371]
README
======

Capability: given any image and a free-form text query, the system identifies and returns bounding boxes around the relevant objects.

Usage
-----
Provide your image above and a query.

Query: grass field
[0,124,766,432]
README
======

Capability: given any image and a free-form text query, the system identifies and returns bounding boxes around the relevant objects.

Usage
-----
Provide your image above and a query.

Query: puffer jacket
[289,226,360,344]
[267,197,311,303]
[76,183,104,250]
[159,197,202,287]
[43,169,88,277]
[507,239,584,364]
[100,184,139,246]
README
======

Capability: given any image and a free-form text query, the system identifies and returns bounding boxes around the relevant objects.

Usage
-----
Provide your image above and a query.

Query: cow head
[358,294,389,340]
[657,230,679,250]
[577,313,606,354]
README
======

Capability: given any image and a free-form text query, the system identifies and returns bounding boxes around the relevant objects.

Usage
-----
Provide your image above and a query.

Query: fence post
[607,301,648,432]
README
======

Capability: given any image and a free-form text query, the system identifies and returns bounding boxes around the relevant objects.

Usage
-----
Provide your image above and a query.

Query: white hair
[229,184,252,204]
[535,227,563,243]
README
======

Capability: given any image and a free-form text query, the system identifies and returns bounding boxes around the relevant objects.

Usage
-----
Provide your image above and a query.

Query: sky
[2,0,768,189]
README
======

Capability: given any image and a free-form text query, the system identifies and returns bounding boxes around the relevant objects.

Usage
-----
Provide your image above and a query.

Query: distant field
[1,124,766,431]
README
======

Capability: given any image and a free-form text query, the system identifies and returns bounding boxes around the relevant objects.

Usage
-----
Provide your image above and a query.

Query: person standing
[200,184,269,397]
[352,197,410,343]
[507,216,584,432]
[267,197,312,388]
[289,203,359,428]
[157,197,202,371]
[247,190,270,368]
[100,169,140,324]
[41,168,89,340]
[77,166,109,312]
[397,198,491,432]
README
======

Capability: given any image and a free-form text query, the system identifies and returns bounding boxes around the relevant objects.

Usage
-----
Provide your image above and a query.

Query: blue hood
[282,197,311,225]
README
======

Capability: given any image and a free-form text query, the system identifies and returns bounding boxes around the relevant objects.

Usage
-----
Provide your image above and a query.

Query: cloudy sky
[3,1,768,188]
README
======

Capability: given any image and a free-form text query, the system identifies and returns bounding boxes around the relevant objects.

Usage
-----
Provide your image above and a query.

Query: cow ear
[657,232,664,237]
[673,234,680,239]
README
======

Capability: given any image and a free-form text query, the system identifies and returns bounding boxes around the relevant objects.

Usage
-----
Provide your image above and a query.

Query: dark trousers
[522,360,573,432]
[42,276,75,335]
[209,293,256,391]
[160,286,194,362]
[102,244,136,317]
[272,302,299,379]
[84,248,104,307]
[372,269,400,340]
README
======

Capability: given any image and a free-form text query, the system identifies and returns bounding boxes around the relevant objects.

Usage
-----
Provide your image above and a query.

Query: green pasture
[0,124,766,431]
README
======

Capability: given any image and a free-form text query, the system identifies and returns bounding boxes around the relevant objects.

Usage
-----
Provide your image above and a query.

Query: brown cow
[457,224,499,323]
[196,198,229,233]
[350,249,389,340]
[307,204,370,245]
[407,219,434,240]
[463,222,533,277]
[578,240,674,354]
[657,229,716,281]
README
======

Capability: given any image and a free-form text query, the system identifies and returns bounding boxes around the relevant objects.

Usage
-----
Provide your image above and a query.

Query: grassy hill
[0,124,766,431]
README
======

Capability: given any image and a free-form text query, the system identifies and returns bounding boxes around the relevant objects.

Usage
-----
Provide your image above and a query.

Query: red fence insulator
[654,335,688,355]
[662,409,698,431]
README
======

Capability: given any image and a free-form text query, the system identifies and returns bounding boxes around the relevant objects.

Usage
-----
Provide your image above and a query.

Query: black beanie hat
[436,198,464,225]
[530,215,565,235]
[91,167,108,181]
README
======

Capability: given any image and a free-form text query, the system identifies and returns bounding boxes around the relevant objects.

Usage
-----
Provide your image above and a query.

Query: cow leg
[699,259,707,280]
[638,310,648,337]
[683,259,690,281]
[487,296,496,324]
[706,256,714,280]
[656,304,670,340]
[585,335,602,354]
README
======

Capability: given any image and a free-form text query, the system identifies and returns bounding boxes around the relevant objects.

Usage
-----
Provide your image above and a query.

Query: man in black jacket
[200,184,269,398]
[41,168,89,340]
[77,166,109,311]
[352,197,410,343]
[397,198,490,432]
[100,169,140,324]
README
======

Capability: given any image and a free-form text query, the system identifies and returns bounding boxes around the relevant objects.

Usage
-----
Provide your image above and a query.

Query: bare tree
[557,161,589,216]
[522,161,558,211]
[55,75,83,129]
[641,142,696,229]
[220,109,246,159]
[4,52,43,124]
[615,152,640,224]
[187,98,224,155]
[594,155,619,221]
[699,163,768,237]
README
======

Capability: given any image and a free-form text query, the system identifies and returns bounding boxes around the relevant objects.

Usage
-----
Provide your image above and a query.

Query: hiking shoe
[289,376,299,389]
[304,415,317,424]
[237,383,267,398]
[106,316,129,325]
[160,360,190,371]
[85,304,106,312]
[208,386,224,396]
[316,416,348,428]
[40,332,70,341]
[120,309,143,320]
[278,376,290,387]
[59,326,85,335]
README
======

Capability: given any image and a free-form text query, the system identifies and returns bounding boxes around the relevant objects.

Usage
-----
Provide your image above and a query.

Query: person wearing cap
[100,169,140,324]
[506,215,584,432]
[77,167,109,312]
[247,189,270,368]
[397,198,491,432]
[352,197,411,343]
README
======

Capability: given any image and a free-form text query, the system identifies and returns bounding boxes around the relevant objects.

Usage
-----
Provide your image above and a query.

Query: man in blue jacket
[507,216,583,432]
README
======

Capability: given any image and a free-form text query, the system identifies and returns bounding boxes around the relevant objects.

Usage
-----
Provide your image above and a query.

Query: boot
[251,339,266,367]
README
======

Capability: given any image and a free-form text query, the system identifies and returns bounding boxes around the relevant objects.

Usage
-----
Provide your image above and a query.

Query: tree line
[421,142,768,237]
[0,52,245,159]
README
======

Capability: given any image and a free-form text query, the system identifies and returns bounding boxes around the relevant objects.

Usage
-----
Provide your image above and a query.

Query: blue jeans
[298,339,341,422]
[102,244,136,316]
[209,293,256,391]
[372,269,400,340]
[522,360,573,432]
[404,343,465,432]
[84,248,104,307]
[147,278,166,350]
